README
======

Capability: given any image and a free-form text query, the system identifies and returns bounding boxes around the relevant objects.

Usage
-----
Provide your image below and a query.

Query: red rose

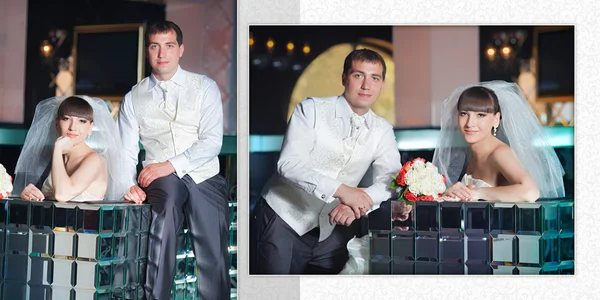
[413,157,426,163]
[404,191,418,202]
[441,174,446,184]
[418,195,434,201]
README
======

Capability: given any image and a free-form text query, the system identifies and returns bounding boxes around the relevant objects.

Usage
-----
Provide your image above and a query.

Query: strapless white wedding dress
[41,173,104,202]
[338,174,492,275]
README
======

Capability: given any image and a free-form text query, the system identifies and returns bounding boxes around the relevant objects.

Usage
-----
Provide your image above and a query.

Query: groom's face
[147,29,185,81]
[342,60,384,115]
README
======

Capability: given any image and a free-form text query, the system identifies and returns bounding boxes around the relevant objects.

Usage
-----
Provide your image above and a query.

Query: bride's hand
[20,184,45,201]
[443,182,474,201]
[55,136,74,153]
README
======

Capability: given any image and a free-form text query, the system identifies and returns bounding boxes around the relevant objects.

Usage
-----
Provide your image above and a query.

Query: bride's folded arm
[474,146,540,202]
[51,152,104,202]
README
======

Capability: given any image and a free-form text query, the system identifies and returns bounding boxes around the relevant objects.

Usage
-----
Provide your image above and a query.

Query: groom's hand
[334,185,373,219]
[329,204,356,226]
[138,162,175,188]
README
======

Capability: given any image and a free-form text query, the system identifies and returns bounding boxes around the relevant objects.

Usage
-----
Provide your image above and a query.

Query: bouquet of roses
[389,157,447,205]
[0,163,13,199]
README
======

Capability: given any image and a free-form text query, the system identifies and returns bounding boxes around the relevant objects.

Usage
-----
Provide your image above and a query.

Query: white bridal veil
[12,95,129,201]
[433,81,565,199]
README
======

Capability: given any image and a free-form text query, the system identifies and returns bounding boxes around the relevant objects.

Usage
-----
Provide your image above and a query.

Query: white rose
[0,164,13,195]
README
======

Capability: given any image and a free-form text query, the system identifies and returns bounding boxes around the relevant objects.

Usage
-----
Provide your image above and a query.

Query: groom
[118,21,230,299]
[251,49,401,274]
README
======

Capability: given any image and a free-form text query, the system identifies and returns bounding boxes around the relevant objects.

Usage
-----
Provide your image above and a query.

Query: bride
[434,80,565,201]
[13,96,129,202]
[340,80,565,274]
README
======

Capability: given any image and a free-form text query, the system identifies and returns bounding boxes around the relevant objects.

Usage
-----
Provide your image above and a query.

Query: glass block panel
[465,233,490,264]
[125,285,145,300]
[53,231,75,258]
[440,202,463,232]
[439,263,463,274]
[52,286,74,300]
[440,233,464,263]
[99,235,113,260]
[186,255,196,276]
[0,228,5,254]
[126,233,139,260]
[113,207,126,234]
[559,261,574,274]
[517,203,542,234]
[124,259,137,285]
[464,203,490,233]
[139,233,149,259]
[101,207,115,233]
[392,201,414,231]
[391,260,414,274]
[76,233,99,260]
[391,232,414,261]
[491,264,516,274]
[112,288,125,300]
[559,234,574,261]
[30,230,53,257]
[113,235,127,260]
[0,199,7,226]
[113,261,125,289]
[80,208,101,234]
[5,254,28,281]
[558,203,574,232]
[517,234,542,265]
[491,203,516,234]
[173,280,186,300]
[491,234,515,264]
[75,260,96,289]
[28,284,51,300]
[541,232,559,266]
[127,206,141,233]
[369,257,391,274]
[51,259,74,287]
[97,261,112,289]
[95,291,112,300]
[29,257,53,285]
[465,263,492,274]
[186,278,198,300]
[415,232,438,262]
[0,254,3,280]
[54,205,78,230]
[369,230,390,259]
[3,281,27,299]
[140,206,151,233]
[7,201,29,227]
[137,258,147,284]
[6,228,28,254]
[30,203,54,230]
[414,261,438,274]
[415,202,439,231]
[175,256,187,280]
[542,203,558,232]
[517,266,541,274]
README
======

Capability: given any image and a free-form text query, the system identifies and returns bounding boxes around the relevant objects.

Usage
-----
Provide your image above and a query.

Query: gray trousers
[144,174,230,300]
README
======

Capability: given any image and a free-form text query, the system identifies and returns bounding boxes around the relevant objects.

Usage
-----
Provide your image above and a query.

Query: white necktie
[350,113,365,139]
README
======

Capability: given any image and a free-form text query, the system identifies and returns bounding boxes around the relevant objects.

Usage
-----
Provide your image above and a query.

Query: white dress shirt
[262,96,401,241]
[118,66,223,187]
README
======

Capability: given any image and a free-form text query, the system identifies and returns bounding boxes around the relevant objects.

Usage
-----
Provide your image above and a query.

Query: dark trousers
[144,174,230,300]
[250,198,356,274]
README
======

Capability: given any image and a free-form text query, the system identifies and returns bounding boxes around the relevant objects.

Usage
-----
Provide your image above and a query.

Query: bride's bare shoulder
[489,143,518,163]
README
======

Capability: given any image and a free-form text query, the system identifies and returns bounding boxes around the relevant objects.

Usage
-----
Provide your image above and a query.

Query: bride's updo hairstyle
[457,86,501,116]
[56,96,94,122]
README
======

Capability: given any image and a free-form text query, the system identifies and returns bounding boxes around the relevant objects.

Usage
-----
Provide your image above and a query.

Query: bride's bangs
[57,96,94,122]
[456,86,500,114]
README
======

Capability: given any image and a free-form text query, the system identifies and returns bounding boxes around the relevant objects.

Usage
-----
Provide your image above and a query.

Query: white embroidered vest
[130,73,219,183]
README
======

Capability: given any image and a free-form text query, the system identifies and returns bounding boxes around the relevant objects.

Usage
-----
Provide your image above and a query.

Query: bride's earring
[492,126,497,137]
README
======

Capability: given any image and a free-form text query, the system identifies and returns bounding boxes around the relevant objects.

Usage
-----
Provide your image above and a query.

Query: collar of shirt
[334,95,372,130]
[148,65,186,91]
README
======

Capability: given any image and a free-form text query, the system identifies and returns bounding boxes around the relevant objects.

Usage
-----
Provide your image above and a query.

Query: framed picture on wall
[72,23,147,102]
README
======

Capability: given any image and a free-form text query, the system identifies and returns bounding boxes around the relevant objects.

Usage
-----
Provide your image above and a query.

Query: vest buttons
[320,194,326,200]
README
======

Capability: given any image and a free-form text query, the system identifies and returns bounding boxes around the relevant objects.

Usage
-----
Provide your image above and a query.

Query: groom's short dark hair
[145,20,183,46]
[342,49,387,80]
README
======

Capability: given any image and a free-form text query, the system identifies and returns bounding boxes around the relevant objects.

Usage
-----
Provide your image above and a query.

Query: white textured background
[238,0,596,299]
